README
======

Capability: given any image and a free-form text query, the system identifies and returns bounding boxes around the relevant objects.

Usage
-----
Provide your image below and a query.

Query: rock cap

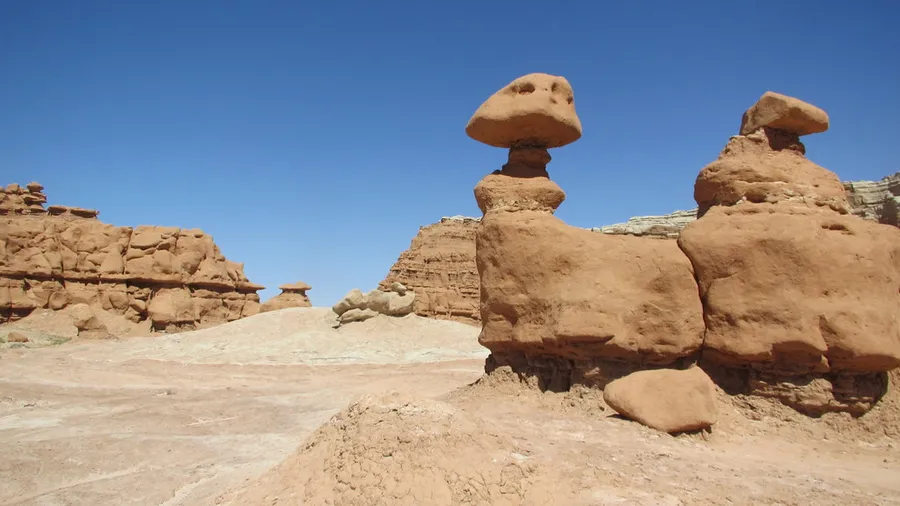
[279,281,311,292]
[466,73,582,149]
[740,91,829,136]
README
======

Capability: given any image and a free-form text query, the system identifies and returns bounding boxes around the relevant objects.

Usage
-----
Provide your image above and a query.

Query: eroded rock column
[467,74,704,390]
[678,92,900,415]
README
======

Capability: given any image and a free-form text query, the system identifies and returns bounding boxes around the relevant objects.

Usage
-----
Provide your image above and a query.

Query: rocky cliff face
[378,216,480,325]
[592,209,698,238]
[1,182,264,332]
[844,172,900,227]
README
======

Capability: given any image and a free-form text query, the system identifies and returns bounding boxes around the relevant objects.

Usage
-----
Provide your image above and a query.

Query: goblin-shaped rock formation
[260,282,312,313]
[378,216,480,325]
[678,92,900,415]
[1,183,264,332]
[331,283,415,326]
[469,73,704,391]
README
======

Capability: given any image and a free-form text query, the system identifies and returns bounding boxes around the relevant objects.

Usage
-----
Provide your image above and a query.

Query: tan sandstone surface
[0,182,264,333]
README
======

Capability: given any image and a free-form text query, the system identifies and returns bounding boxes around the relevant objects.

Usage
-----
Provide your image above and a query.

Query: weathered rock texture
[678,93,900,416]
[1,183,264,331]
[469,74,705,391]
[260,282,312,313]
[844,172,900,227]
[331,284,415,326]
[593,209,698,238]
[379,216,480,325]
[603,367,718,433]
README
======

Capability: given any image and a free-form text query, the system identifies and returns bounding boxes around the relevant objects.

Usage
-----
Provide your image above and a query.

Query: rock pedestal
[469,74,704,390]
[678,92,900,415]
[260,282,312,313]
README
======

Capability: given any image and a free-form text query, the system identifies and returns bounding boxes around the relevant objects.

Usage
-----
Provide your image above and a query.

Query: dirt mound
[218,391,566,506]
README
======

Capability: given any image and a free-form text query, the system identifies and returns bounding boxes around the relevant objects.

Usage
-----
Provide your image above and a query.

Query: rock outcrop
[260,282,312,313]
[678,92,900,416]
[0,182,264,332]
[469,73,705,391]
[593,209,698,239]
[378,216,480,325]
[331,284,415,326]
[844,172,900,227]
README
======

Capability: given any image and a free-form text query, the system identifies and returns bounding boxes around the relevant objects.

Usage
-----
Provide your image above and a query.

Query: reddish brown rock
[0,183,264,332]
[260,281,312,313]
[466,73,582,149]
[379,216,480,324]
[693,127,849,216]
[469,74,704,390]
[678,93,900,415]
[740,91,829,136]
[604,367,718,433]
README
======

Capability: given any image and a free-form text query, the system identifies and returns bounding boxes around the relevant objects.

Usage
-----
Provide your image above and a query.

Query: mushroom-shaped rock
[603,368,718,434]
[26,181,44,192]
[260,281,312,313]
[740,91,829,136]
[466,73,582,148]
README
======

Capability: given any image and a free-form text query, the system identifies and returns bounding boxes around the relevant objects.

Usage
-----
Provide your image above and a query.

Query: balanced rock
[379,216,480,324]
[260,281,312,313]
[678,93,900,415]
[603,367,718,433]
[470,74,704,390]
[740,91,829,136]
[466,73,582,149]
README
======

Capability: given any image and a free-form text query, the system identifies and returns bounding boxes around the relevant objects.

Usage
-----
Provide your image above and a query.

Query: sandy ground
[2,307,899,505]
[0,308,487,505]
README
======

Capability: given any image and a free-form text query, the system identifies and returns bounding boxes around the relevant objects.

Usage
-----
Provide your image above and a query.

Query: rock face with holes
[379,216,480,325]
[0,182,264,331]
[678,92,900,415]
[260,281,312,313]
[469,74,704,390]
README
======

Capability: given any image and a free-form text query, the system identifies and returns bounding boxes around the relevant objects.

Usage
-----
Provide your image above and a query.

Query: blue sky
[2,1,898,306]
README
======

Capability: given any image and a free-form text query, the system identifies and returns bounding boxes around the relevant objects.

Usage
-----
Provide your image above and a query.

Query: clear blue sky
[2,1,898,306]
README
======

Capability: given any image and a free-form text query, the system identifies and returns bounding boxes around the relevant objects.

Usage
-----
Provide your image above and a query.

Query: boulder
[603,367,718,433]
[466,73,582,148]
[332,288,367,316]
[740,91,829,136]
[6,331,29,343]
[338,308,378,325]
[68,303,110,339]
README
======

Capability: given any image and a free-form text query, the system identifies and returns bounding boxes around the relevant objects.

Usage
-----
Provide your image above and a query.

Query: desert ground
[2,308,899,506]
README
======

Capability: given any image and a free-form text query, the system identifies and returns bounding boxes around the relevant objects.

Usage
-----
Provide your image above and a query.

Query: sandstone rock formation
[331,284,415,326]
[379,216,480,325]
[603,367,718,433]
[469,74,704,390]
[260,282,312,313]
[593,209,698,238]
[1,183,264,332]
[678,92,900,415]
[844,172,900,227]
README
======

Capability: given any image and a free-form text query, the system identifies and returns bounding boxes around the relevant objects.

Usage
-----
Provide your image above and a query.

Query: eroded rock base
[483,351,697,392]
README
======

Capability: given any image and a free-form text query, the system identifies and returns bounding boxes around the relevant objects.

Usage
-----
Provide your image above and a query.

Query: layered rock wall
[378,216,480,324]
[844,172,900,227]
[1,183,263,331]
